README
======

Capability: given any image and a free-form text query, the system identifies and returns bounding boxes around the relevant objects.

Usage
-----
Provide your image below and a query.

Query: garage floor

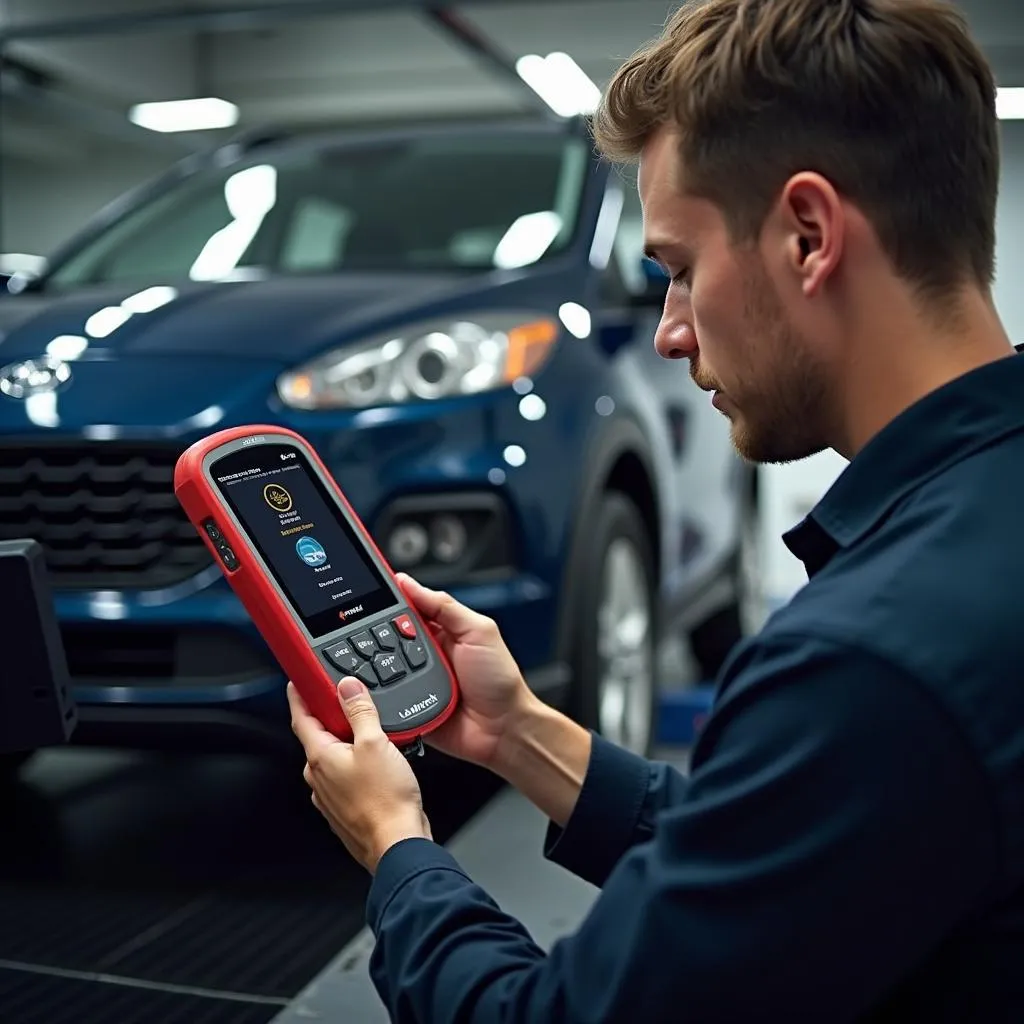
[275,786,597,1024]
[1,741,692,1024]
[1,638,699,1023]
[0,747,502,1024]
[274,745,689,1023]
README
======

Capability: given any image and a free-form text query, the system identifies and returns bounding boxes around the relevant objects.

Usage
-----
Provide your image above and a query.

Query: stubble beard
[703,270,831,466]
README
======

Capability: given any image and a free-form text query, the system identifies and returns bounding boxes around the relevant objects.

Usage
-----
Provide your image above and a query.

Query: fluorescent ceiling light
[997,87,1024,120]
[0,252,46,275]
[129,97,239,133]
[515,52,601,118]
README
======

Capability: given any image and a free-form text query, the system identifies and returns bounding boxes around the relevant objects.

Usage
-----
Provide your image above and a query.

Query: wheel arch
[604,451,660,582]
[553,414,662,669]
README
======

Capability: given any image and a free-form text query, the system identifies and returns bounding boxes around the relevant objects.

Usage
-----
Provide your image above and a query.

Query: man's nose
[654,313,697,361]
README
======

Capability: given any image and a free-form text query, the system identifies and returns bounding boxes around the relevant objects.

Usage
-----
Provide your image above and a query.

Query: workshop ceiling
[1,0,1024,166]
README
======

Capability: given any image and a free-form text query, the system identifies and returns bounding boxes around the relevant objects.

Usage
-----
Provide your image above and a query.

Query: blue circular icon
[296,536,327,567]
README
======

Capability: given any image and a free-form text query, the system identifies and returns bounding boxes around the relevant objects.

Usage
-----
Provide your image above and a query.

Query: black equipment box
[0,539,76,753]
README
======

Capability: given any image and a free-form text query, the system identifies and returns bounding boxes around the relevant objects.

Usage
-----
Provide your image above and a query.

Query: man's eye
[642,256,667,279]
[672,268,690,286]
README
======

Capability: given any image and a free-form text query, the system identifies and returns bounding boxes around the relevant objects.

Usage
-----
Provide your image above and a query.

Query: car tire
[570,492,658,757]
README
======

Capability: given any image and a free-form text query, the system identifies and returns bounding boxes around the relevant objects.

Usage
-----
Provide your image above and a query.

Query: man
[288,0,1024,1019]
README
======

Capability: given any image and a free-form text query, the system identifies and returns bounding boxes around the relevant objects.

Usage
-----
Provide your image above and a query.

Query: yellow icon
[263,483,293,513]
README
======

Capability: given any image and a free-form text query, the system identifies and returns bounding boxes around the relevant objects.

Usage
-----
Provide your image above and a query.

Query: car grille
[61,624,276,685]
[0,442,212,589]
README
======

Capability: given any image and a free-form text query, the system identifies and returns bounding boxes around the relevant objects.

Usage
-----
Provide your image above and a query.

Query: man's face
[638,129,832,464]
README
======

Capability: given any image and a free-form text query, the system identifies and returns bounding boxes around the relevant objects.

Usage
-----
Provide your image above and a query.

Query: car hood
[0,272,507,366]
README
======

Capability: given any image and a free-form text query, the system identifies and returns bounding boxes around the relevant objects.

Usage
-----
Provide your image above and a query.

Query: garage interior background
[0,0,1022,603]
[0,2,1020,1023]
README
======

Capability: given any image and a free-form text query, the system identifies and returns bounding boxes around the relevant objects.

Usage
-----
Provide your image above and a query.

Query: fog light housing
[430,514,468,564]
[386,522,430,569]
[374,494,514,585]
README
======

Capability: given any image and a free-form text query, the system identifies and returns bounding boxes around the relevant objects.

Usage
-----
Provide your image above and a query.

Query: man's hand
[287,677,431,873]
[396,573,592,827]
[395,572,535,770]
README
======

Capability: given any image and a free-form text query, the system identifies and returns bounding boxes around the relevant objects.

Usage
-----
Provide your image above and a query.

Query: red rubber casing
[173,424,459,745]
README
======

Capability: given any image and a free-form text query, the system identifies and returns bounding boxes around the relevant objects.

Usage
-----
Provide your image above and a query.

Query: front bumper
[54,572,569,751]
[20,335,606,750]
[67,661,571,754]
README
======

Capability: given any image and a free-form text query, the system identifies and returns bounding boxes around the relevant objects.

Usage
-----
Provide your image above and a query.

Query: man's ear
[779,172,844,298]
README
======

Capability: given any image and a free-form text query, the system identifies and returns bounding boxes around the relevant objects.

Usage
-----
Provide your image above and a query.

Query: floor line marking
[0,957,291,1006]
[94,893,215,970]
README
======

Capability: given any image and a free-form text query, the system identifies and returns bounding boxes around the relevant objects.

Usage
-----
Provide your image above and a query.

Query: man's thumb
[396,573,485,641]
[337,677,380,738]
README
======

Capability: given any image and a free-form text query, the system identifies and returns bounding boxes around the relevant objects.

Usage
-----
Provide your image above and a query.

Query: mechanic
[287,0,1024,1020]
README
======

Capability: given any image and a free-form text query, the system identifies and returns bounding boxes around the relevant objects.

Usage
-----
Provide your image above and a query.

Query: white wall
[760,121,1024,608]
[993,123,1024,343]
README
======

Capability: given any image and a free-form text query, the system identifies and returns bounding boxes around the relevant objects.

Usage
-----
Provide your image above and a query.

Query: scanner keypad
[324,639,361,674]
[319,613,426,687]
[372,622,398,650]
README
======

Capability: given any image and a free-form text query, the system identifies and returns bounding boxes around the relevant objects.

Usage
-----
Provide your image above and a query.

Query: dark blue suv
[0,117,756,774]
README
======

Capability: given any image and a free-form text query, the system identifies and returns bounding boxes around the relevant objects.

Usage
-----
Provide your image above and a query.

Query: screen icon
[264,483,293,512]
[296,535,328,567]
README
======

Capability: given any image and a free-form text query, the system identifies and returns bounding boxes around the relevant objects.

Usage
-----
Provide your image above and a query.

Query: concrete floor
[2,740,689,1023]
[0,745,502,1024]
[275,746,690,1023]
[2,630,699,1023]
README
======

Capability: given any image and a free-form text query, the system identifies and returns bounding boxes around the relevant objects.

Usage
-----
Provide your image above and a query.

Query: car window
[52,187,237,286]
[280,198,353,272]
[44,133,591,289]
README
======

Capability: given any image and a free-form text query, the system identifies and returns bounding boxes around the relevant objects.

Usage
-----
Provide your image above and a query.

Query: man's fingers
[287,681,337,756]
[287,680,310,715]
[337,677,384,742]
[395,572,495,642]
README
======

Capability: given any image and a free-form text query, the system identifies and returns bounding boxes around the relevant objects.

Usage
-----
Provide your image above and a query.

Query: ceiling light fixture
[129,97,239,133]
[997,87,1024,120]
[515,52,601,118]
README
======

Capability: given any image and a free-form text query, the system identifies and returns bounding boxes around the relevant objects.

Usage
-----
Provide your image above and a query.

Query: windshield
[43,132,590,290]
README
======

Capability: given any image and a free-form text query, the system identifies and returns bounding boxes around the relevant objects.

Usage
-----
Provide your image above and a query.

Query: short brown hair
[594,0,1000,298]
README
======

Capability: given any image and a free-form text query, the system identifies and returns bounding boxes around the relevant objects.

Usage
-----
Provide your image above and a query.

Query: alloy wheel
[596,537,654,754]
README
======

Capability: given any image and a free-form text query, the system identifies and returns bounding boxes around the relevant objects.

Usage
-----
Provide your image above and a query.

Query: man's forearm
[490,694,592,827]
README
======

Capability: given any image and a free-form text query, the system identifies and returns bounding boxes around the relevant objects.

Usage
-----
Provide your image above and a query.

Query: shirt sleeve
[540,731,691,888]
[365,633,999,1024]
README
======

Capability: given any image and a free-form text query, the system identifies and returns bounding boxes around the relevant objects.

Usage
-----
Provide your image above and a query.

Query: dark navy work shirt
[365,352,1024,1023]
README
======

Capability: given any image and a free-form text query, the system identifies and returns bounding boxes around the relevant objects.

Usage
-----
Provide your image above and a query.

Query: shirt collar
[784,348,1024,577]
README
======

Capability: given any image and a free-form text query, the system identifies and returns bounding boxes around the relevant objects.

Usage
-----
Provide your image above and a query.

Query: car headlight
[277,313,560,410]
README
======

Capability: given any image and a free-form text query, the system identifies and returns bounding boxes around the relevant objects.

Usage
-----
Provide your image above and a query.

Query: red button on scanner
[393,614,417,640]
